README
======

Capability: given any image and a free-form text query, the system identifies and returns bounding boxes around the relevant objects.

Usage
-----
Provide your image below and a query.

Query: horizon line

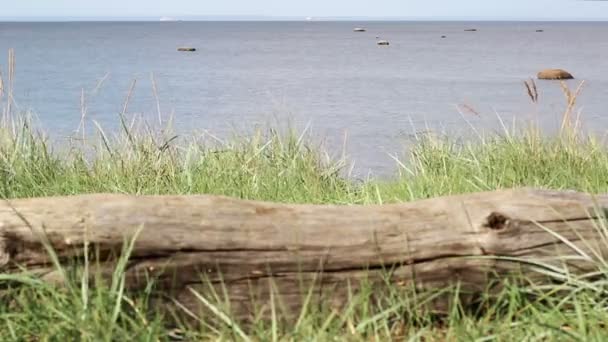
[2,19,608,23]
[1,15,608,22]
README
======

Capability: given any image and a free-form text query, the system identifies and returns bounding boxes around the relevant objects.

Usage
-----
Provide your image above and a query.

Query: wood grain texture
[0,188,607,320]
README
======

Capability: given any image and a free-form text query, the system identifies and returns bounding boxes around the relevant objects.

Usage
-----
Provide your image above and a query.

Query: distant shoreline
[1,17,608,23]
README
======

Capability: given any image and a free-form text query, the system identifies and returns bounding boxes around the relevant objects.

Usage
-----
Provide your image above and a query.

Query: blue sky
[4,0,608,20]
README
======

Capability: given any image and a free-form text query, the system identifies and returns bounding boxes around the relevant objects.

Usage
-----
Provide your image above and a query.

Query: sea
[0,21,607,176]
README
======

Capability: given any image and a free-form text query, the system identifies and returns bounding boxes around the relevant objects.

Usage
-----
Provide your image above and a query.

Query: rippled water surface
[1,21,607,175]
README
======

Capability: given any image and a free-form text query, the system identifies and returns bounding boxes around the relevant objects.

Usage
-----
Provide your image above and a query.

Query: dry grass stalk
[524,78,538,103]
[559,80,585,135]
[118,79,138,151]
[0,67,4,101]
[150,72,163,126]
[72,72,111,146]
[1,49,16,125]
[6,49,15,120]
[78,88,88,143]
[459,103,481,116]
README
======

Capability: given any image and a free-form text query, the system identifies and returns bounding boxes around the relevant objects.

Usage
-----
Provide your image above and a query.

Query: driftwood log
[0,188,607,321]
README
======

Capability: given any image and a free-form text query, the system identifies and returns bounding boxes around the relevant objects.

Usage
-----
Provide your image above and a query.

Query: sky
[3,0,608,20]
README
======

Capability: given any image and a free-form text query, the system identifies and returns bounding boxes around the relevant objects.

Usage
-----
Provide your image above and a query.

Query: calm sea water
[1,21,607,175]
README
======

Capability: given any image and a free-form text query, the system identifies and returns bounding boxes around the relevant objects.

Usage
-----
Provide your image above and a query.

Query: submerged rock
[353,27,366,32]
[177,47,196,52]
[377,40,390,46]
[464,28,477,32]
[537,69,574,80]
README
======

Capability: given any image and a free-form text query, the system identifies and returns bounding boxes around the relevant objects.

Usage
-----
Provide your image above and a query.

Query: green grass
[376,128,608,202]
[1,110,608,340]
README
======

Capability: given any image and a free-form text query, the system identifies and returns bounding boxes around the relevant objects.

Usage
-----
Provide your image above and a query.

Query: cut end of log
[0,233,11,267]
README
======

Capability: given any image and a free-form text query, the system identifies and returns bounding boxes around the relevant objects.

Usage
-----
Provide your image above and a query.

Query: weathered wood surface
[0,188,607,320]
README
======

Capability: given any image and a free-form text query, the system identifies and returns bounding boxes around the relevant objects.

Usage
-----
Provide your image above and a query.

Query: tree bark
[0,188,606,320]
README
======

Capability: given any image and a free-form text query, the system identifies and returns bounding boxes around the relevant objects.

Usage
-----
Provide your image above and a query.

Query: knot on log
[0,232,13,267]
[483,212,509,231]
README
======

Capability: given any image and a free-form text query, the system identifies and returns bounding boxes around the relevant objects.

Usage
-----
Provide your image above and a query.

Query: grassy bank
[3,113,608,202]
[0,113,608,341]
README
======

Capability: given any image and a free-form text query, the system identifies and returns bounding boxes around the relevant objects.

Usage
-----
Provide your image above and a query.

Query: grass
[2,56,608,340]
[375,129,608,202]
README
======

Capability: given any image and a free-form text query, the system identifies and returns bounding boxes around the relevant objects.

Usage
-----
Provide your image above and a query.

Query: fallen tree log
[0,188,607,321]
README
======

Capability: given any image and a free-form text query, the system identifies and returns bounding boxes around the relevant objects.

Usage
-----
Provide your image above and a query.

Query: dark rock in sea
[353,28,366,32]
[537,69,574,80]
[464,29,477,32]
[441,35,447,38]
[536,29,544,32]
[377,40,390,46]
[177,47,196,52]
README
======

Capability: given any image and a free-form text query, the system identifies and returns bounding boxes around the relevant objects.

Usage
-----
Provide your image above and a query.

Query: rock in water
[464,28,477,32]
[377,40,390,46]
[537,69,574,80]
[353,28,366,32]
[177,47,196,52]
